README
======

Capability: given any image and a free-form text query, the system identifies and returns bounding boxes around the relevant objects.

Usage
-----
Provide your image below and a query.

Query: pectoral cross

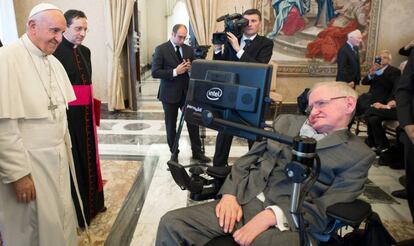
[48,100,58,120]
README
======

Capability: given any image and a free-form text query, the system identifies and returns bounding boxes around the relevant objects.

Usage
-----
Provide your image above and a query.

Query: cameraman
[213,8,274,167]
[214,9,273,63]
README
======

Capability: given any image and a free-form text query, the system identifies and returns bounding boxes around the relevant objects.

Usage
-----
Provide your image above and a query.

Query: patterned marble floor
[78,160,142,245]
[97,73,414,245]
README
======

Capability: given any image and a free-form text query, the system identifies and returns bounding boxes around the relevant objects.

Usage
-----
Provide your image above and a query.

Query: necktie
[175,45,182,61]
[244,39,252,49]
[352,46,359,56]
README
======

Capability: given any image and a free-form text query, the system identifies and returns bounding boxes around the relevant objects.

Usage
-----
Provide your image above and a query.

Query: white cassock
[0,34,78,245]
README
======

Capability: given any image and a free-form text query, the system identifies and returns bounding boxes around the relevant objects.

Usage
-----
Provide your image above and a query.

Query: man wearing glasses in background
[152,24,210,163]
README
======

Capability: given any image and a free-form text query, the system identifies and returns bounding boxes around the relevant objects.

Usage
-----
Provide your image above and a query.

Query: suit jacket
[396,49,414,128]
[219,114,375,232]
[152,41,195,104]
[361,65,401,104]
[213,35,273,64]
[336,44,361,84]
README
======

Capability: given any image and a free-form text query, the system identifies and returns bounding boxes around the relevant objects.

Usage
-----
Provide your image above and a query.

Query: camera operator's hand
[215,194,243,233]
[226,32,241,53]
[176,60,191,75]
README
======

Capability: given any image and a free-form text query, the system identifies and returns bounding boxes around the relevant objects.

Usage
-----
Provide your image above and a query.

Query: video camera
[212,13,249,45]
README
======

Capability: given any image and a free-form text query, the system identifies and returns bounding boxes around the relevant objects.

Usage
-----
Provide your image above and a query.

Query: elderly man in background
[0,3,78,245]
[336,29,363,88]
[156,82,374,246]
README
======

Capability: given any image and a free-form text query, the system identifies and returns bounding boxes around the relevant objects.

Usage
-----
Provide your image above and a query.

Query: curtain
[185,0,218,59]
[0,0,18,44]
[166,0,178,16]
[104,0,135,111]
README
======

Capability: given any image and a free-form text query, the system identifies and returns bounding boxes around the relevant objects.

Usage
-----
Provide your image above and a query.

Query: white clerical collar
[22,33,48,57]
[242,34,257,42]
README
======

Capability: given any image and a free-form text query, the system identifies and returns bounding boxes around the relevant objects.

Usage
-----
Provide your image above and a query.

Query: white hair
[380,50,392,61]
[309,81,358,99]
[347,29,362,40]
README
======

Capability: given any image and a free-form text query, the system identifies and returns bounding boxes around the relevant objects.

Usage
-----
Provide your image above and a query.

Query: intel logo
[206,87,222,101]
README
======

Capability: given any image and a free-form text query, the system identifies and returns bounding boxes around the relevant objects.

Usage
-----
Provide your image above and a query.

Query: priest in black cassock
[54,9,105,227]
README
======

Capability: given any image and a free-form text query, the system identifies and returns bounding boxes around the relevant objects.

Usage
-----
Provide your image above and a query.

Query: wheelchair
[167,60,378,245]
[168,160,373,246]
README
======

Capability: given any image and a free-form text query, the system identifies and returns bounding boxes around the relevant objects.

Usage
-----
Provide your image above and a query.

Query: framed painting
[254,0,382,76]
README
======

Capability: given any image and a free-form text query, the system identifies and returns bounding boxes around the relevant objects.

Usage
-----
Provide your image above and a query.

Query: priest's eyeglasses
[305,96,347,115]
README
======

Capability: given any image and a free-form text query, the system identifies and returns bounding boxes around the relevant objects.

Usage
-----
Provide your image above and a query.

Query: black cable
[296,155,321,246]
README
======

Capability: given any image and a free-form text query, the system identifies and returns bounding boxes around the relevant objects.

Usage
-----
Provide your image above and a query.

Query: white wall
[146,0,167,64]
[138,0,148,66]
[0,0,18,44]
[376,0,414,67]
[167,1,189,39]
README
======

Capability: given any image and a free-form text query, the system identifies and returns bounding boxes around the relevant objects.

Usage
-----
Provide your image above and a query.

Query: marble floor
[96,72,414,245]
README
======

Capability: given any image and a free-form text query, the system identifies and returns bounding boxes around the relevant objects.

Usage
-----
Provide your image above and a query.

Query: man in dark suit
[152,24,210,162]
[336,29,363,88]
[0,39,2,47]
[396,49,414,223]
[359,50,401,152]
[156,82,374,246]
[213,8,274,167]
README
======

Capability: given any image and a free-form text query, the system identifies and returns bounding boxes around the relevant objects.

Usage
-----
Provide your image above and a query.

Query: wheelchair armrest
[206,166,232,179]
[326,199,372,228]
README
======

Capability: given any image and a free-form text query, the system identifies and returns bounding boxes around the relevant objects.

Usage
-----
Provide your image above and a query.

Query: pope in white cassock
[0,3,79,245]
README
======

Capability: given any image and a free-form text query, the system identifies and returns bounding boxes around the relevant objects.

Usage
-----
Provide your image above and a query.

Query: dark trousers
[401,132,414,222]
[213,132,254,167]
[162,101,201,155]
[364,108,397,149]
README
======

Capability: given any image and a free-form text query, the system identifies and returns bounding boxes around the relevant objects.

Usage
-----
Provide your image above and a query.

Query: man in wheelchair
[156,82,376,246]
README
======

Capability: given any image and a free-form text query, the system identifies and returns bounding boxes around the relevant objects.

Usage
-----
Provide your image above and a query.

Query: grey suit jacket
[219,114,375,232]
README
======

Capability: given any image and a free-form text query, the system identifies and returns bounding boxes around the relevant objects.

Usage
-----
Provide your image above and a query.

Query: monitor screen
[185,60,272,140]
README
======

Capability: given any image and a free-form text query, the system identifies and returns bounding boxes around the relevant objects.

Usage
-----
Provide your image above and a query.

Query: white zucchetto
[29,3,61,19]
